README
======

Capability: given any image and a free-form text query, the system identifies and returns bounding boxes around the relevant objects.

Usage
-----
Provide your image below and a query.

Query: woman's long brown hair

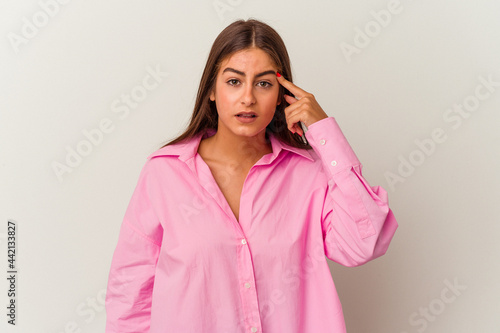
[159,18,312,150]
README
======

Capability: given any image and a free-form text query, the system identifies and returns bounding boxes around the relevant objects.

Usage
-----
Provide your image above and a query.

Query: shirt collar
[147,128,313,164]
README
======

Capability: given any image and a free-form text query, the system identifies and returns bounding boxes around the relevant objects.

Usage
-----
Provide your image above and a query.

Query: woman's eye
[257,81,272,88]
[227,79,240,86]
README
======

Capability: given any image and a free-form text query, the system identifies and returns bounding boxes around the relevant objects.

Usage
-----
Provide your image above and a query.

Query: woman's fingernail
[276,72,281,77]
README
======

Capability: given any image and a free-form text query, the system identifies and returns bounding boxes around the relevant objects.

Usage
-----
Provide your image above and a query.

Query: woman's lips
[236,111,257,117]
[235,113,257,123]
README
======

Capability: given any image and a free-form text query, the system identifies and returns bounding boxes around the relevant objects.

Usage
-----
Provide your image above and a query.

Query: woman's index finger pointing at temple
[276,72,308,99]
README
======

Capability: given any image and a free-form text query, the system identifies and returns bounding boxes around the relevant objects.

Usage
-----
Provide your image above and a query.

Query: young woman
[105,19,398,333]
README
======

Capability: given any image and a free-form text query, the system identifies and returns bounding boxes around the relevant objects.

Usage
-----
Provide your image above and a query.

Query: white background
[1,0,499,332]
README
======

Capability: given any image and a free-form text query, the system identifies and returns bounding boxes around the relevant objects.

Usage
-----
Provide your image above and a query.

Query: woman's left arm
[277,73,398,267]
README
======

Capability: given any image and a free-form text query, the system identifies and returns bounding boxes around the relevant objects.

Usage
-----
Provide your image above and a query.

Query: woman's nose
[240,84,256,106]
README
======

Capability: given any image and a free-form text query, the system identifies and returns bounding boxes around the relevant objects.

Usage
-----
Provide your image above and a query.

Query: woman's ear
[209,89,215,101]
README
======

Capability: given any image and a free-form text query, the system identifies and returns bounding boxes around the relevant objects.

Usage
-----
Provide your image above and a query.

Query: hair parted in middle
[160,18,311,150]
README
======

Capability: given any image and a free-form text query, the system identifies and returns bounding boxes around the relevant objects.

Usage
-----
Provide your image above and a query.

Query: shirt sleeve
[105,160,163,332]
[304,117,398,267]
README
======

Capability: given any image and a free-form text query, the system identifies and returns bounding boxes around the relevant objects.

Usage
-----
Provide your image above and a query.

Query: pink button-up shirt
[105,116,398,333]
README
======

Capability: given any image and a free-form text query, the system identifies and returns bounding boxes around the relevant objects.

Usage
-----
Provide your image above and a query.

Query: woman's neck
[198,128,272,168]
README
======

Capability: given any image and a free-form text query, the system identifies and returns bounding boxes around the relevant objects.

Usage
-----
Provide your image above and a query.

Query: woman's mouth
[236,112,257,118]
[235,112,257,123]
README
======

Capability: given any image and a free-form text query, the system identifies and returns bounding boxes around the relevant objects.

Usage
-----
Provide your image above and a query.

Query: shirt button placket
[237,237,262,332]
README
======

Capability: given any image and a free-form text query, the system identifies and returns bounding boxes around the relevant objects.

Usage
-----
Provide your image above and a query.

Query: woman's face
[210,47,281,139]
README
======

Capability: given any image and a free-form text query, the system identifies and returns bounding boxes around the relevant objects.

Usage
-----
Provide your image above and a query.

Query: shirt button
[241,239,247,245]
[244,282,251,288]
[319,139,326,145]
[331,160,337,166]
[251,327,258,332]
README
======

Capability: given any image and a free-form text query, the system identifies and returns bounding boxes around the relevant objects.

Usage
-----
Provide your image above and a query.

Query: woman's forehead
[218,48,277,74]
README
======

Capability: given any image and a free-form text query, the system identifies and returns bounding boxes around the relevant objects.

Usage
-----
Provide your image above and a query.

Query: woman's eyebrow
[222,67,276,78]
